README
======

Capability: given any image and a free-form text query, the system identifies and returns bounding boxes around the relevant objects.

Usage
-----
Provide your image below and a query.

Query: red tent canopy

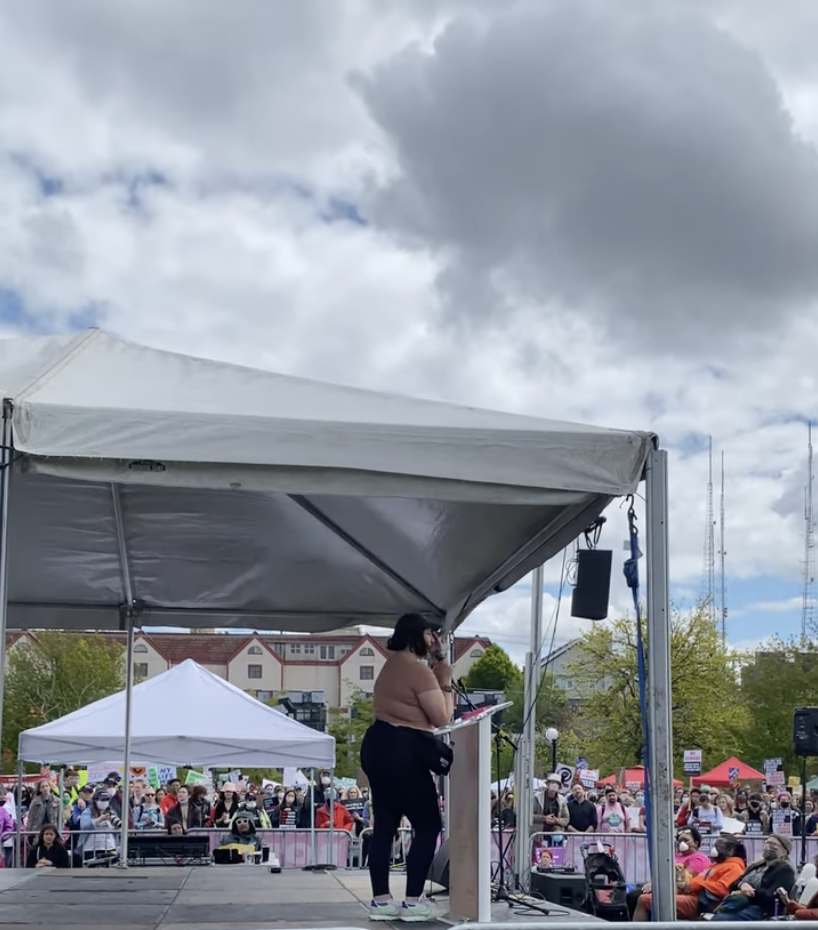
[597,765,684,788]
[692,757,765,788]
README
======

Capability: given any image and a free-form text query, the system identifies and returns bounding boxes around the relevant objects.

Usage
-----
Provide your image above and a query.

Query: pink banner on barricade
[508,833,818,887]
[204,829,351,869]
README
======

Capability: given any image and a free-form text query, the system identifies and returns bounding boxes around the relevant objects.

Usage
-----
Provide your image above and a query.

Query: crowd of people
[0,767,373,869]
[522,776,818,838]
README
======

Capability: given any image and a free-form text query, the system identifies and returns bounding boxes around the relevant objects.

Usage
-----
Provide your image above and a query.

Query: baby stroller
[580,843,629,922]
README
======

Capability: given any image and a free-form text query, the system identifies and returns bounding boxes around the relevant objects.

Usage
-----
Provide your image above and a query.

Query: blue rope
[623,497,652,868]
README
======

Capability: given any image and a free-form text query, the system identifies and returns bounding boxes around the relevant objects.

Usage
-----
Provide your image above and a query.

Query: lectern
[436,701,513,923]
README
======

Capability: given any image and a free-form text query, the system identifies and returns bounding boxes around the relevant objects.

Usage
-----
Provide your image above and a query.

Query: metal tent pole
[0,403,13,761]
[645,448,675,922]
[513,564,543,891]
[111,483,138,870]
[14,756,22,867]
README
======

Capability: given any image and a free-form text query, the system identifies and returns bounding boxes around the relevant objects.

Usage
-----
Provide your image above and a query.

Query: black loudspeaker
[793,707,818,757]
[530,869,586,909]
[428,840,449,889]
[570,549,613,621]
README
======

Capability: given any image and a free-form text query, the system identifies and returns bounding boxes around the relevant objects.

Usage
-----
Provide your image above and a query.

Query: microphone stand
[451,681,551,916]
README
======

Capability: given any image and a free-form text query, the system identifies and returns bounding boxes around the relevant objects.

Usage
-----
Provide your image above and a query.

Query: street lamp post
[545,726,559,774]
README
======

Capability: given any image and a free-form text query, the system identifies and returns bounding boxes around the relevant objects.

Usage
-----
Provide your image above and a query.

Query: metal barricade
[11,826,354,870]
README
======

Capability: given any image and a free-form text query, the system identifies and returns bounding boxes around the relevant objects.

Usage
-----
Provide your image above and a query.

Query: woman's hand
[776,888,791,907]
[739,883,755,897]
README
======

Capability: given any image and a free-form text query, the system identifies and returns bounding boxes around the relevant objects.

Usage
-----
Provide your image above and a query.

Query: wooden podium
[437,702,513,923]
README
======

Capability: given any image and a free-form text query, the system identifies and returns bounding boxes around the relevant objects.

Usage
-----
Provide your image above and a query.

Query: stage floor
[0,866,599,929]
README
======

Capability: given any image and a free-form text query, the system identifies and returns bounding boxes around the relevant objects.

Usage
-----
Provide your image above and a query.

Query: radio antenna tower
[702,436,716,625]
[718,451,727,645]
[802,423,815,640]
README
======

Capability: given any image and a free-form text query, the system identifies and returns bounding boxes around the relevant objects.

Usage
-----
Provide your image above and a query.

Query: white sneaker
[369,899,402,921]
[400,897,443,922]
[268,853,281,873]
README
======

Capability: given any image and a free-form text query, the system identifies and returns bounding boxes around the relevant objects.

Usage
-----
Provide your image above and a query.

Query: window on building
[133,643,148,653]
[290,643,302,655]
[360,665,374,681]
[360,646,374,656]
[134,663,149,679]
[304,643,316,655]
[339,646,351,655]
[320,645,336,660]
[248,664,263,679]
[470,649,483,658]
[248,645,262,655]
[273,643,285,656]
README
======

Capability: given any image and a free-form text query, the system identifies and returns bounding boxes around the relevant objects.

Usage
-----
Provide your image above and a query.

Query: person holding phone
[360,613,453,923]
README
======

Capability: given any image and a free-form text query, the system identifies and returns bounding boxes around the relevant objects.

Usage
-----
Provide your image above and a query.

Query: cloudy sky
[1,0,817,661]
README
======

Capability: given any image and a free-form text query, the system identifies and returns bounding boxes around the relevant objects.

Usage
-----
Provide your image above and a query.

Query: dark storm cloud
[357,0,818,348]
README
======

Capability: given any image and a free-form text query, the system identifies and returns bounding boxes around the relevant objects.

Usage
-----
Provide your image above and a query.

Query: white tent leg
[0,404,13,759]
[119,612,136,868]
[645,449,675,922]
[111,483,137,870]
[513,564,543,891]
[14,757,23,867]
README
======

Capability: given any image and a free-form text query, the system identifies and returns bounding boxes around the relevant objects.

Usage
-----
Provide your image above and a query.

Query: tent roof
[597,765,683,788]
[0,329,655,632]
[691,757,765,787]
[17,659,335,768]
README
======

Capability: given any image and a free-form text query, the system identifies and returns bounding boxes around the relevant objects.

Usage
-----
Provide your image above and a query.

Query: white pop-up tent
[17,658,335,768]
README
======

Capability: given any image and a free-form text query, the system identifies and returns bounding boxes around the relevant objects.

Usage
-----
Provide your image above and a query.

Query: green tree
[565,604,749,776]
[738,635,818,774]
[463,644,523,692]
[328,692,374,778]
[2,632,125,761]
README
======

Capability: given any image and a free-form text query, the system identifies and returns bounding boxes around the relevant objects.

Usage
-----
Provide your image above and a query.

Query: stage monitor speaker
[530,869,586,909]
[570,549,612,621]
[428,840,450,889]
[793,707,818,757]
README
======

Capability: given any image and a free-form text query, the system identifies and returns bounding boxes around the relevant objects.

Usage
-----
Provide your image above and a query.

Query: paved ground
[0,866,597,929]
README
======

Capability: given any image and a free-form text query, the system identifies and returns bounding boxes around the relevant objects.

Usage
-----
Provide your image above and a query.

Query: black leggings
[361,721,442,899]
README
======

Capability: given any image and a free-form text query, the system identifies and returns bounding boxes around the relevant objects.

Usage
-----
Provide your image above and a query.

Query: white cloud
[0,0,816,646]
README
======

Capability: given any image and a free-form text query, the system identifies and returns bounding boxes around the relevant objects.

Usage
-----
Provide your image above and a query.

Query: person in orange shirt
[316,802,355,832]
[633,835,747,921]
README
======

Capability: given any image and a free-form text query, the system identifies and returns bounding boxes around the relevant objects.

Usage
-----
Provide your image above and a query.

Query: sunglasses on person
[144,792,156,797]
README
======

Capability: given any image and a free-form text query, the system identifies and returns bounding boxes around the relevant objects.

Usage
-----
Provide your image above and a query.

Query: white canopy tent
[0,329,676,918]
[17,658,335,768]
[0,328,654,632]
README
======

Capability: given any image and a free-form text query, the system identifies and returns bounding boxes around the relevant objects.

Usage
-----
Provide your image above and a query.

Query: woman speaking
[361,613,454,922]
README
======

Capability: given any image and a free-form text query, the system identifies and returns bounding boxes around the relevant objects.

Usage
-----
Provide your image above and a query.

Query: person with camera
[79,788,121,865]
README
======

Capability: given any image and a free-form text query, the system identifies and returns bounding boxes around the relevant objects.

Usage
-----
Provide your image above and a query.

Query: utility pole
[802,424,815,640]
[718,451,727,645]
[702,436,716,625]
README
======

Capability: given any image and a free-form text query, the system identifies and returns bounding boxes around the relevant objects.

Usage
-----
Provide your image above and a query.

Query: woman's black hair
[679,824,702,848]
[386,613,439,656]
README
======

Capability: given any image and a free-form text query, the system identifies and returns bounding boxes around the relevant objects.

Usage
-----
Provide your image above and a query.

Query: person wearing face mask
[633,834,747,921]
[262,785,282,817]
[739,791,771,833]
[360,613,454,923]
[776,792,802,837]
[711,833,796,921]
[627,827,710,917]
[236,792,272,830]
[79,789,121,863]
[676,788,700,828]
[272,790,299,829]
[688,784,724,832]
